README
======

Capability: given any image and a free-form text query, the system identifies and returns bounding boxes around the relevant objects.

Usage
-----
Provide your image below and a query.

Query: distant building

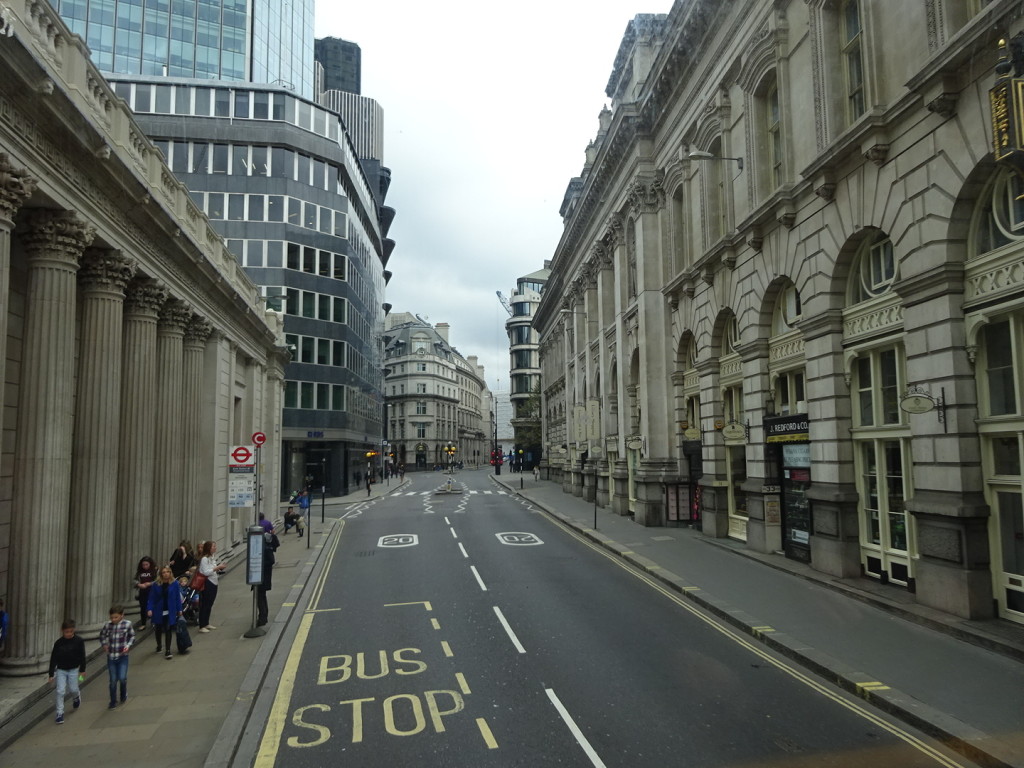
[505,263,549,468]
[384,314,488,470]
[315,37,362,95]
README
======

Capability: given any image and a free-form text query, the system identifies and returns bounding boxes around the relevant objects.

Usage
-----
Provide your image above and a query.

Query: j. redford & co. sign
[763,414,809,443]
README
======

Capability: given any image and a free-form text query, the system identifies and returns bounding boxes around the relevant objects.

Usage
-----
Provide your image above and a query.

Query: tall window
[841,0,865,121]
[767,84,783,189]
[854,347,902,427]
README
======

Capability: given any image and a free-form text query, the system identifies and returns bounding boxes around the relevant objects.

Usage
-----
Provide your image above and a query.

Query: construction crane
[496,290,512,316]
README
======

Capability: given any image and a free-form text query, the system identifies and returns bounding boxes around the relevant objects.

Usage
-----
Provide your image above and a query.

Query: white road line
[545,688,607,768]
[444,516,451,524]
[458,543,469,558]
[450,527,458,539]
[492,606,525,653]
[470,565,488,591]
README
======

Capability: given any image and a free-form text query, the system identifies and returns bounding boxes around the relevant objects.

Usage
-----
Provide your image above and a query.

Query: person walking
[147,566,183,659]
[297,489,311,538]
[99,605,134,709]
[197,540,226,633]
[47,619,85,724]
[133,556,157,630]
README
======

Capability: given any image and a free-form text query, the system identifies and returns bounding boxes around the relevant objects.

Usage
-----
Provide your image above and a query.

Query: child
[47,619,85,724]
[99,604,135,709]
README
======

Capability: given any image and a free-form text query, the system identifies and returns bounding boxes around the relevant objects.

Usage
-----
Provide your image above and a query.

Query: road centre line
[545,688,607,768]
[450,527,458,539]
[445,516,451,524]
[470,565,488,591]
[458,542,469,558]
[441,640,453,657]
[431,618,441,630]
[534,512,968,768]
[492,606,526,654]
[455,672,471,694]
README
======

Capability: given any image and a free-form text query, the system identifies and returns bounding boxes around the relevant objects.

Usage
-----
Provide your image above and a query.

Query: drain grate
[356,550,376,557]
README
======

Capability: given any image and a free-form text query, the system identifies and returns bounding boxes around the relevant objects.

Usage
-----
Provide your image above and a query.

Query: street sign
[229,476,255,507]
[252,431,267,446]
[230,445,255,466]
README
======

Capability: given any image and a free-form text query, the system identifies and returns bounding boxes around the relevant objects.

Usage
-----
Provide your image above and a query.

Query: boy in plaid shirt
[99,604,135,709]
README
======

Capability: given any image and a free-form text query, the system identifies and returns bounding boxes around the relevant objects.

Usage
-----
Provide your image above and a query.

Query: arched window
[849,232,896,303]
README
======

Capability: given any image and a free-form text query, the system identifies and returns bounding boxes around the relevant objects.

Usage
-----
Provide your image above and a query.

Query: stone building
[535,0,1024,625]
[0,0,285,673]
[505,263,549,468]
[384,314,488,470]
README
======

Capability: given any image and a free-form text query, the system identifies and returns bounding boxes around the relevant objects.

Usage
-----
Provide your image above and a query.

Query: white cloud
[316,1,674,388]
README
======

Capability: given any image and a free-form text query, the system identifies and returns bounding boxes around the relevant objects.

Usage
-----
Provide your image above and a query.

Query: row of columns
[0,156,217,673]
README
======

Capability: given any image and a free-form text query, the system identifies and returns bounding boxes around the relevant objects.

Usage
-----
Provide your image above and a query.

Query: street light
[688,149,744,171]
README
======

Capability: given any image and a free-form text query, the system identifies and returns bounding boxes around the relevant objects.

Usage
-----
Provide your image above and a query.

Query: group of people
[48,537,230,722]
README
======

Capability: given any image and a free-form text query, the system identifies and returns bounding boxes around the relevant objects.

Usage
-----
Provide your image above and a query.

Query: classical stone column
[153,299,190,561]
[66,249,135,637]
[115,278,167,608]
[0,157,36,422]
[182,315,212,540]
[3,210,94,674]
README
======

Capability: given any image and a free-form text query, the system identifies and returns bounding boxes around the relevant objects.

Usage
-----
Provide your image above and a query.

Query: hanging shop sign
[990,37,1024,177]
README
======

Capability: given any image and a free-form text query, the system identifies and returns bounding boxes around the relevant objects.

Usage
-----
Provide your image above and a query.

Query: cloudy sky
[315,1,674,390]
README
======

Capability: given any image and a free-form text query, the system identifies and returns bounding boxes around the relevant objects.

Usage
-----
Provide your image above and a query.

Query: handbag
[191,571,208,592]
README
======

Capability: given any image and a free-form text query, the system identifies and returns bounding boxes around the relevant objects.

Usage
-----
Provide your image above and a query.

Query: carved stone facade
[0,0,286,672]
[536,1,1024,626]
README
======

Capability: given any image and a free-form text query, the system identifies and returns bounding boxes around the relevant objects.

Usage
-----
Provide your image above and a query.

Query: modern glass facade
[54,0,315,99]
[108,75,386,497]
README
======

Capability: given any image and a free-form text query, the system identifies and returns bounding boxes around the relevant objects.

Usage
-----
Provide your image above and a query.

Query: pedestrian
[254,531,275,626]
[283,506,297,534]
[258,513,274,534]
[147,566,183,659]
[99,604,134,709]
[168,540,195,580]
[366,473,371,496]
[197,540,227,633]
[133,556,157,630]
[533,466,539,481]
[47,619,85,724]
[297,489,310,538]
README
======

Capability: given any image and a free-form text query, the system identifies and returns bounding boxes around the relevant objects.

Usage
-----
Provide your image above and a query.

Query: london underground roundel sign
[230,445,254,465]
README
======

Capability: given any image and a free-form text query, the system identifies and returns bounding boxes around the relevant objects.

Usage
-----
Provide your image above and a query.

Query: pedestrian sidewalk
[494,473,1024,768]
[0,478,409,766]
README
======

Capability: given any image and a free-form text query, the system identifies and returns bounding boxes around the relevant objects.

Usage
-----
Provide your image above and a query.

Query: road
[250,470,978,768]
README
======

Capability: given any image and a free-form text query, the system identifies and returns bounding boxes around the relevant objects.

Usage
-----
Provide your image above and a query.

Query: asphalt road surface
[251,471,978,768]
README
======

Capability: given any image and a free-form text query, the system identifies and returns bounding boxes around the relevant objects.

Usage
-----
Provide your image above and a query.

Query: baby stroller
[179,575,201,626]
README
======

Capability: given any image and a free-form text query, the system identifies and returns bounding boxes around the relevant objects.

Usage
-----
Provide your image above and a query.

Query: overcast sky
[315,1,674,390]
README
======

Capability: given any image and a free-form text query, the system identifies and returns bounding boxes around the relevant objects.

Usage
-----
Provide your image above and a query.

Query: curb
[494,476,1024,768]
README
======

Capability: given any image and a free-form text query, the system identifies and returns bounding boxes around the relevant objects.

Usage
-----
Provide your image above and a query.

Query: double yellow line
[254,521,344,767]
[537,514,967,768]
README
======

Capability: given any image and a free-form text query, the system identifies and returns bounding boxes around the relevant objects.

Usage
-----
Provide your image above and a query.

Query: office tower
[315,37,362,95]
[53,0,391,498]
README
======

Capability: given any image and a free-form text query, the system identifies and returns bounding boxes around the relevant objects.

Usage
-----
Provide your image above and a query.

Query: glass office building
[51,0,390,497]
[54,0,315,99]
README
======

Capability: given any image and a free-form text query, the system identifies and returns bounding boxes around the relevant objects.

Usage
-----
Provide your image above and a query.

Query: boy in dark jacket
[47,619,86,724]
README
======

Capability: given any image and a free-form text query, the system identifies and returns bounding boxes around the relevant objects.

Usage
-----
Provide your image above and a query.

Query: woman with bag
[147,567,183,659]
[197,540,226,633]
